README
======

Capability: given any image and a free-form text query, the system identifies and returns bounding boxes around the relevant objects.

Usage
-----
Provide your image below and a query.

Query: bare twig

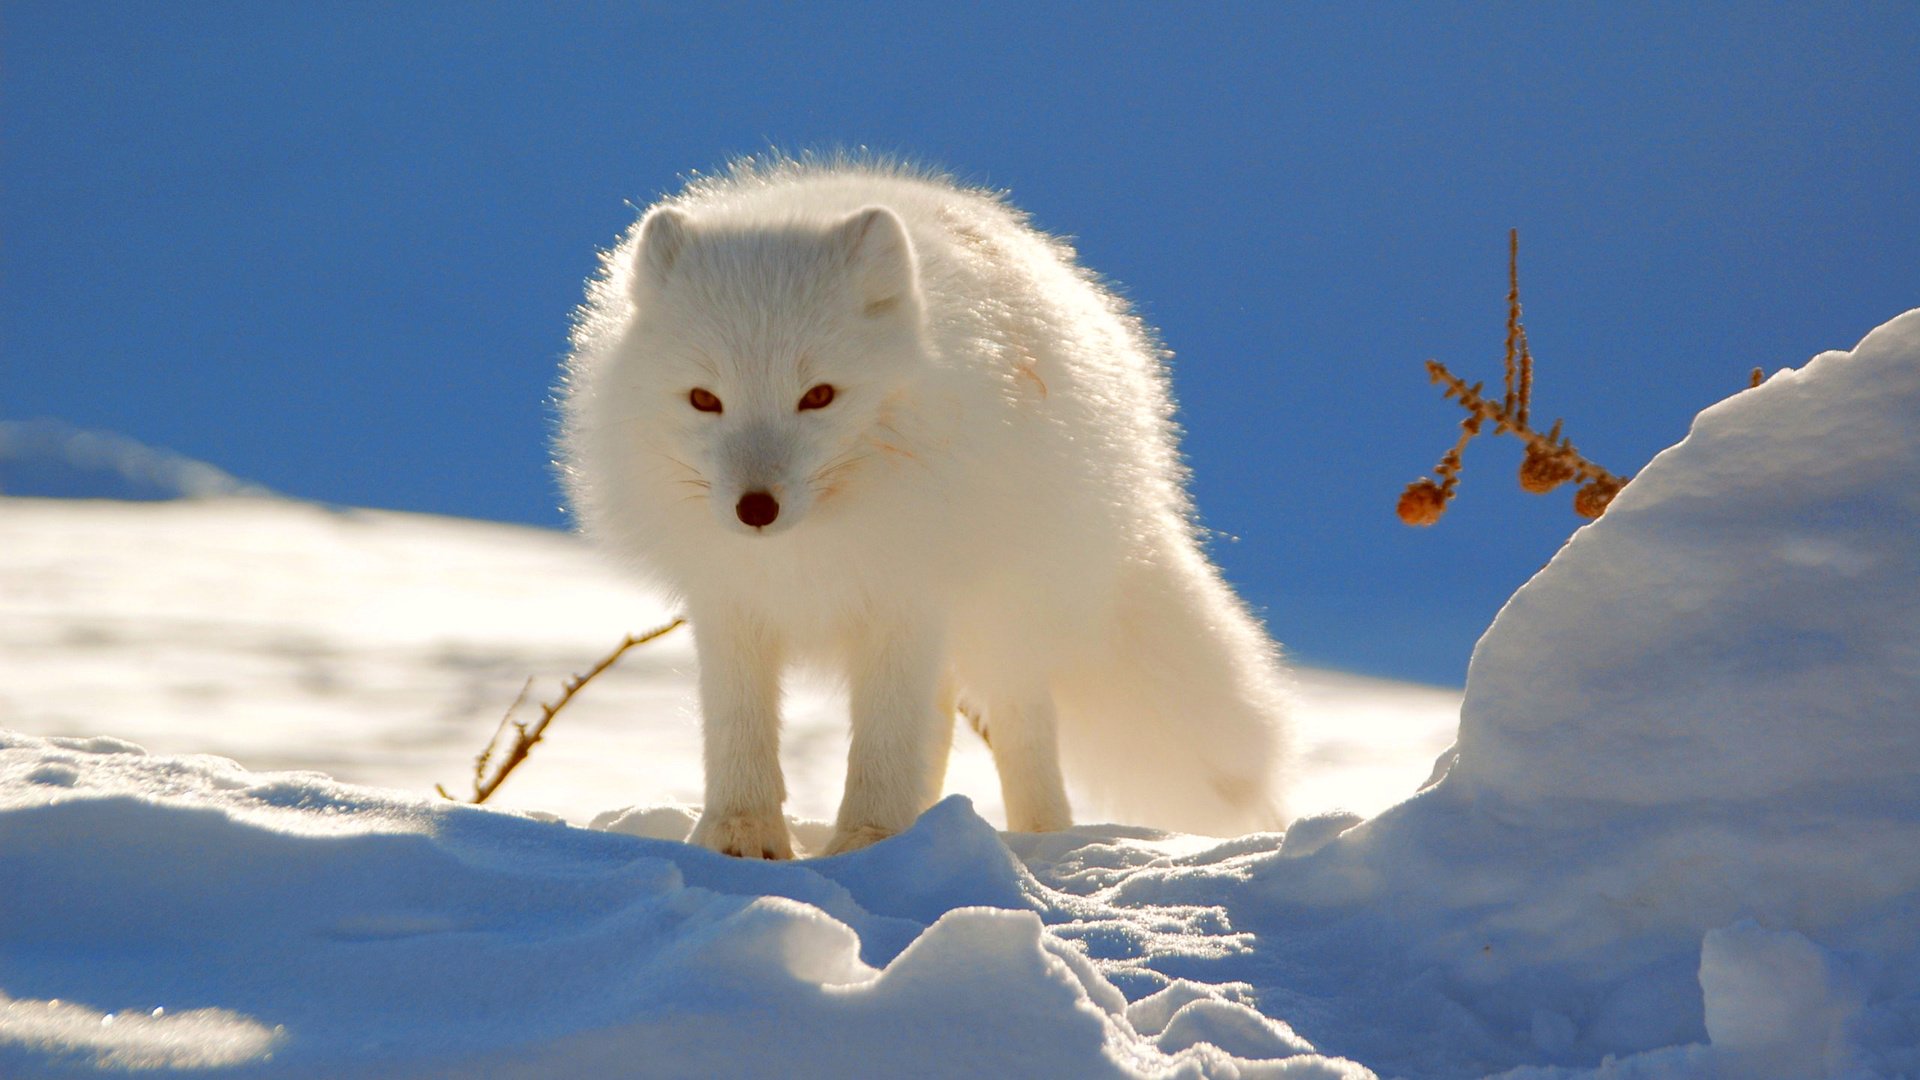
[437,617,686,804]
[1504,229,1522,421]
[1398,231,1630,525]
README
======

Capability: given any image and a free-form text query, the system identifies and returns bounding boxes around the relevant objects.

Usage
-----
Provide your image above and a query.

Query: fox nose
[735,490,780,529]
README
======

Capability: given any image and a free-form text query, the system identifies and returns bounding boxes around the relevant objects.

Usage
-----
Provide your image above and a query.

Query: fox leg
[825,617,947,855]
[977,692,1073,834]
[687,611,792,859]
[928,674,959,799]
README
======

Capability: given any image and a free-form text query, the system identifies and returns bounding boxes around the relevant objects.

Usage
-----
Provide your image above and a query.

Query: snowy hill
[3,307,1918,1077]
[0,419,271,502]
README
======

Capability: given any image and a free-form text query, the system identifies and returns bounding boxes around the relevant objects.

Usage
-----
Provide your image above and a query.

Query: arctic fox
[559,159,1292,857]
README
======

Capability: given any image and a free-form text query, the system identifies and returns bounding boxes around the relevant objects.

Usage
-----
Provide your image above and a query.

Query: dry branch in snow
[438,617,686,804]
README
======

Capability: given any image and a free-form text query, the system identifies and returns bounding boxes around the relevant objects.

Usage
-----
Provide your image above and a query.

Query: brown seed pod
[1518,445,1577,494]
[1573,477,1624,519]
[1397,480,1450,526]
[1400,233,1635,528]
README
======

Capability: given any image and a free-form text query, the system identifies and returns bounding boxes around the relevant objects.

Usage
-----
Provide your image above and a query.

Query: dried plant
[1398,231,1631,526]
[437,617,685,804]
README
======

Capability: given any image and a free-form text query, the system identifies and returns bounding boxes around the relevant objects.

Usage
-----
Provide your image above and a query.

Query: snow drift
[3,308,1917,1077]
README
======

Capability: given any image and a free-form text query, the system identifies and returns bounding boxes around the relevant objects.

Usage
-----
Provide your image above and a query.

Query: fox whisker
[652,451,710,487]
[808,449,871,494]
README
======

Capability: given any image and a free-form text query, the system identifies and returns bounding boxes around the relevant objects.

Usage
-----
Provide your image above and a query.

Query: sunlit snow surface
[3,309,1919,1077]
[0,495,1459,828]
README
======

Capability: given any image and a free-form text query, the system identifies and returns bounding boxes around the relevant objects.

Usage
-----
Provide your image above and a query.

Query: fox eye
[798,384,836,411]
[689,387,722,413]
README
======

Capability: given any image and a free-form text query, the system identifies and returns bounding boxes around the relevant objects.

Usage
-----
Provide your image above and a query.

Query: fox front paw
[690,810,794,860]
[822,823,896,856]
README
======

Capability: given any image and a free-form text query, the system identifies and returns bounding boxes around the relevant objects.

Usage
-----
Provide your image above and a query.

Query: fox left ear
[833,206,920,318]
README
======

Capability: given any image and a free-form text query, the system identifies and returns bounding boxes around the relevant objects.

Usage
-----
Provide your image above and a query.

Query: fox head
[616,204,929,537]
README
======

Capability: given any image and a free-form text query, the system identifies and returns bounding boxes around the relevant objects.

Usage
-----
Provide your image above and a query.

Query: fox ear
[632,207,692,294]
[833,206,919,317]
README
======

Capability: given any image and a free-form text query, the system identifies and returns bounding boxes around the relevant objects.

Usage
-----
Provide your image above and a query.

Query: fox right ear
[832,206,920,318]
[633,207,692,293]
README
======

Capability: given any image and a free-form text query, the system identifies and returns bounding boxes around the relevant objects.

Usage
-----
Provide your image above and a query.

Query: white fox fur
[559,158,1292,857]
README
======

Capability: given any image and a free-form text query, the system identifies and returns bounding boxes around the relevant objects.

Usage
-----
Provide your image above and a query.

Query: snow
[2,308,1917,1077]
[1698,922,1862,1079]
[0,736,1367,1078]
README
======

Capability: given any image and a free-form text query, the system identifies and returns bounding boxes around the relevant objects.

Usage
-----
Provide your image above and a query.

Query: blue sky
[5,2,1916,684]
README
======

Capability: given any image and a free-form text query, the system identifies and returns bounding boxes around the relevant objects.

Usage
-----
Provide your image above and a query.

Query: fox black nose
[736,490,780,528]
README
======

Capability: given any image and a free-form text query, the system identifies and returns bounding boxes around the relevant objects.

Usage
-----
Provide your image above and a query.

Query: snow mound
[1454,308,1920,809]
[1254,308,1920,1076]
